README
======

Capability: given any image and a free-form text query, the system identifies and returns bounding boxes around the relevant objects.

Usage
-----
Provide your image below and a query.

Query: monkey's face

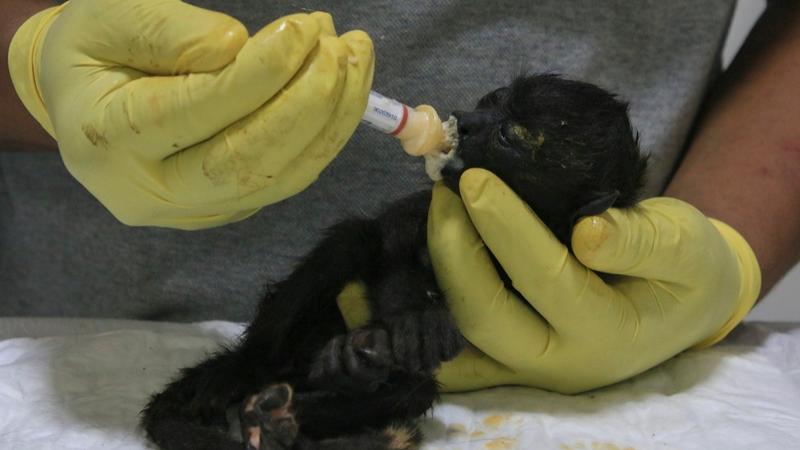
[440,74,647,243]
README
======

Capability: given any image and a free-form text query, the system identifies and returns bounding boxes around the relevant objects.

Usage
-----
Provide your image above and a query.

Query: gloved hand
[8,0,373,229]
[428,168,761,394]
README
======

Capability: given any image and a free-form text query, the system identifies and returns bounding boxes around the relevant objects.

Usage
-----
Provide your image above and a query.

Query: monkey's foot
[240,384,298,450]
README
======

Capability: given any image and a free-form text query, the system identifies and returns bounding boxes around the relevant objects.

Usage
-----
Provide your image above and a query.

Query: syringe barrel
[361,91,410,135]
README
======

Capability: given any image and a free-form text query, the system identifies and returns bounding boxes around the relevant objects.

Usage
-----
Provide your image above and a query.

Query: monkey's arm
[368,190,465,373]
[313,191,464,388]
[243,217,384,361]
[665,0,800,297]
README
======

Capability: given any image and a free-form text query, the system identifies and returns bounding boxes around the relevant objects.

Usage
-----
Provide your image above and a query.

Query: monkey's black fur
[141,74,648,450]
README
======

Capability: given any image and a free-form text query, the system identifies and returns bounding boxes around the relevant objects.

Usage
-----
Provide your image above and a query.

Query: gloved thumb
[64,0,248,74]
[571,197,716,282]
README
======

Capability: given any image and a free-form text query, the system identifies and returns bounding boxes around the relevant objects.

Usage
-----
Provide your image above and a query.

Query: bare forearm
[0,0,57,151]
[665,1,800,296]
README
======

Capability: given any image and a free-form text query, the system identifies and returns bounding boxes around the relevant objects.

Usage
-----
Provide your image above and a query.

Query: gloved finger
[160,32,354,206]
[231,30,374,207]
[163,29,374,211]
[94,13,322,162]
[77,0,247,73]
[458,169,629,334]
[310,11,337,36]
[8,5,66,137]
[436,346,519,392]
[427,182,552,365]
[80,23,362,228]
[336,282,372,330]
[135,206,260,230]
[140,19,374,230]
[571,197,719,283]
[336,281,370,330]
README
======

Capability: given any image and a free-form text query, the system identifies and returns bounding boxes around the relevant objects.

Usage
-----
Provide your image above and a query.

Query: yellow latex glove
[428,169,761,394]
[9,1,373,229]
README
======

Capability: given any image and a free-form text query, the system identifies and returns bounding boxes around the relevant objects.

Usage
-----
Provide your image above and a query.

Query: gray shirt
[0,0,736,321]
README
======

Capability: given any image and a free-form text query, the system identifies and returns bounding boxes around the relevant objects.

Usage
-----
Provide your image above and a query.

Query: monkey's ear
[571,190,620,222]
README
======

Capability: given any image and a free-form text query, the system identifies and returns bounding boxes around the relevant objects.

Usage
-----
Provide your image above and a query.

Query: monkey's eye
[497,124,513,148]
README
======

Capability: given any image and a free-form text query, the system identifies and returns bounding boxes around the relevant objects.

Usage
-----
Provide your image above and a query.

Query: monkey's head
[441,74,648,244]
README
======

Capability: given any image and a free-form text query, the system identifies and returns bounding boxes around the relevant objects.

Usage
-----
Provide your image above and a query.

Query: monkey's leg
[142,347,296,450]
[241,383,427,450]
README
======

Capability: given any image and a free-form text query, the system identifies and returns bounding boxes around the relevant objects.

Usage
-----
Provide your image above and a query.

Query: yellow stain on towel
[560,442,636,450]
[484,437,516,449]
[482,414,510,427]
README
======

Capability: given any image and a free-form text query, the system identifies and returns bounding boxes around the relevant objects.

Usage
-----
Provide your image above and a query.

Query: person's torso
[0,0,736,320]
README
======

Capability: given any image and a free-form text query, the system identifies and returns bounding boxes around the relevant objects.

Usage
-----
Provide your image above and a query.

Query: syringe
[361,91,457,157]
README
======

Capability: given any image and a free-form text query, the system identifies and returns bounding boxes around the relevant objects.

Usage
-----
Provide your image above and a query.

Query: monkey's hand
[308,309,465,391]
[383,309,466,374]
[9,1,373,229]
[427,169,761,394]
[308,328,394,393]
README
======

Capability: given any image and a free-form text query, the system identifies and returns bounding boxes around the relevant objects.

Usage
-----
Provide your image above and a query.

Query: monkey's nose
[452,110,495,137]
[451,110,472,136]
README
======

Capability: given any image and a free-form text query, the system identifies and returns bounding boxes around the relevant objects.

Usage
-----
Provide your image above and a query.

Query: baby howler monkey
[141,74,648,450]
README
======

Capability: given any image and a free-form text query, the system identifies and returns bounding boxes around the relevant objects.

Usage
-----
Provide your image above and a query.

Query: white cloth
[0,318,798,450]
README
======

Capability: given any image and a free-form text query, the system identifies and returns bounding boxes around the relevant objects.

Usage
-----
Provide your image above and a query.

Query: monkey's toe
[241,384,298,450]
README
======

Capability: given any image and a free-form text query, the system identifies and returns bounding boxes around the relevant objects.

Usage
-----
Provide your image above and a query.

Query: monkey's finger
[427,180,552,364]
[391,316,422,374]
[456,169,634,336]
[420,311,444,371]
[430,310,466,363]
